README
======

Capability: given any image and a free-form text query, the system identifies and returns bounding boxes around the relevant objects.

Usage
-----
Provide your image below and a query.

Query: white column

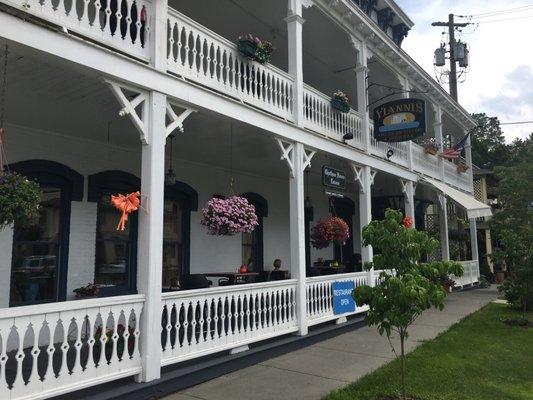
[359,166,374,285]
[469,218,479,279]
[403,180,415,225]
[464,129,474,193]
[289,142,308,335]
[354,40,370,153]
[433,104,445,181]
[136,91,167,382]
[286,0,305,127]
[400,77,413,170]
[150,0,168,71]
[438,193,450,261]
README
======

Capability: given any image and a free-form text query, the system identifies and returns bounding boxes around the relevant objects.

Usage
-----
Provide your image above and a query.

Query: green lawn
[323,303,533,400]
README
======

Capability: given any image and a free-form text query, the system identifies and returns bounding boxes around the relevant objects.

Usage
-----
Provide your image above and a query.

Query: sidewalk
[165,286,499,400]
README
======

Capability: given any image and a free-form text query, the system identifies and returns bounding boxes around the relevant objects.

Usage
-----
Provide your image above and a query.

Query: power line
[460,5,533,18]
[471,14,533,24]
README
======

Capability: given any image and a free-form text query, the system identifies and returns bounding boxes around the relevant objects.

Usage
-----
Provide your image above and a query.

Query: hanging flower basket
[0,171,41,229]
[238,34,274,64]
[457,161,469,173]
[311,216,350,249]
[330,91,350,113]
[201,196,258,236]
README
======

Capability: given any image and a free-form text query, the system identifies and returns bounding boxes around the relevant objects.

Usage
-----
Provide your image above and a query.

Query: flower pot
[238,39,258,60]
[424,147,438,155]
[457,163,469,173]
[330,98,350,113]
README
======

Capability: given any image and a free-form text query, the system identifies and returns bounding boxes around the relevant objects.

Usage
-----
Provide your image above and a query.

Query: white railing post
[399,76,414,170]
[136,90,167,382]
[286,0,305,126]
[464,129,475,194]
[438,193,450,261]
[150,0,168,71]
[469,218,479,282]
[402,179,415,224]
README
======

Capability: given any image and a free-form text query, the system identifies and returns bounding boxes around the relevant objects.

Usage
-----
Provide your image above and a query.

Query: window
[10,187,62,306]
[94,193,137,293]
[240,193,267,273]
[162,198,183,289]
[89,170,140,296]
[8,160,84,306]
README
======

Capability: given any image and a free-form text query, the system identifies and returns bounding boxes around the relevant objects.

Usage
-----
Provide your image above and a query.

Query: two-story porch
[0,1,491,399]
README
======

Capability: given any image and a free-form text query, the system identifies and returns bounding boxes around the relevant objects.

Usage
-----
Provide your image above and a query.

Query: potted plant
[310,216,350,249]
[457,160,469,173]
[330,91,350,113]
[73,282,100,299]
[201,196,258,236]
[440,274,456,293]
[418,137,440,155]
[238,34,274,64]
[0,171,41,229]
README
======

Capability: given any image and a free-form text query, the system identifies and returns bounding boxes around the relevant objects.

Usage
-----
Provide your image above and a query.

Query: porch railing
[444,160,471,193]
[411,142,441,180]
[166,9,294,121]
[306,272,368,326]
[454,260,479,288]
[160,280,298,366]
[0,295,144,400]
[5,0,152,61]
[369,123,410,167]
[303,85,364,148]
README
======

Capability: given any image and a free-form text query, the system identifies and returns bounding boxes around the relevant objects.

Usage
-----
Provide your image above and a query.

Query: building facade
[0,0,491,398]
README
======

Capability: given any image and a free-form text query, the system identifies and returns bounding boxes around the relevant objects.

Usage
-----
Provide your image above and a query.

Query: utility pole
[431,14,470,102]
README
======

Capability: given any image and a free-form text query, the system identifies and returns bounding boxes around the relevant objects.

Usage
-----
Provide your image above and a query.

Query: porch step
[52,314,367,400]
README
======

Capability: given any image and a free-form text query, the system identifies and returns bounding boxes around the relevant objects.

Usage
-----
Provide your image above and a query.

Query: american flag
[440,133,470,159]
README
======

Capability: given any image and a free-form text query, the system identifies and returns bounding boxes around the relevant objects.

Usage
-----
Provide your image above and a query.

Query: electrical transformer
[434,46,445,67]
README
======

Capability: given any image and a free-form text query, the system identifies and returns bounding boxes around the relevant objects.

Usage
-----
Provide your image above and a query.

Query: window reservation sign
[322,166,346,190]
[332,281,356,315]
[373,98,426,142]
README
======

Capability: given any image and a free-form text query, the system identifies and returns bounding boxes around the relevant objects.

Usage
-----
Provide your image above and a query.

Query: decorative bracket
[400,179,417,203]
[166,100,197,138]
[352,164,376,194]
[104,79,149,144]
[276,139,315,178]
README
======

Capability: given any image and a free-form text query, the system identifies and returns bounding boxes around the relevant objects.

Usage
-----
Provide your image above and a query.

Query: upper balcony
[0,0,473,193]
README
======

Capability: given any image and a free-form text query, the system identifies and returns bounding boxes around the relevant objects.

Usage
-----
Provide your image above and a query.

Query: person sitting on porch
[269,259,285,281]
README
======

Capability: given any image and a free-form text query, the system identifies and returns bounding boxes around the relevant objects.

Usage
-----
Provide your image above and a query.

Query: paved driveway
[165,287,499,400]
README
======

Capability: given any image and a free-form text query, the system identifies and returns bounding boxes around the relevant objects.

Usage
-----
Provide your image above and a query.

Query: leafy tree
[470,113,510,168]
[353,209,463,400]
[491,159,533,315]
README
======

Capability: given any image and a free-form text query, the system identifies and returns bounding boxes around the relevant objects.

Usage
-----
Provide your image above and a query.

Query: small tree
[353,209,463,400]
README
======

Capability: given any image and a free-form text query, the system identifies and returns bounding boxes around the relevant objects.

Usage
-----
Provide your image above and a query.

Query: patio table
[204,272,259,285]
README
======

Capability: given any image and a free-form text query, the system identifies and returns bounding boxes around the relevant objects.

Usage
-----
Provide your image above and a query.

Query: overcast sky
[396,1,533,142]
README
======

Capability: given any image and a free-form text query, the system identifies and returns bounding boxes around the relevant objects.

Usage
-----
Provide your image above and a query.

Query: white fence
[5,0,153,61]
[306,272,368,326]
[303,85,364,148]
[0,295,144,400]
[454,260,479,288]
[411,142,441,180]
[444,160,472,193]
[160,280,298,366]
[167,9,294,121]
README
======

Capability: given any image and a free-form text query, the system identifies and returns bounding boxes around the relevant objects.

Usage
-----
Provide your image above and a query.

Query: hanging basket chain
[0,44,9,174]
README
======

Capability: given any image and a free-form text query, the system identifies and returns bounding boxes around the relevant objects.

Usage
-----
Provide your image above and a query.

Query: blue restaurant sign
[332,281,356,315]
[373,98,426,142]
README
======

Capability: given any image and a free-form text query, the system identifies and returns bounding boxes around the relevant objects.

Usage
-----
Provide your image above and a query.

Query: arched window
[163,181,198,290]
[88,170,140,297]
[9,160,84,306]
[241,193,268,273]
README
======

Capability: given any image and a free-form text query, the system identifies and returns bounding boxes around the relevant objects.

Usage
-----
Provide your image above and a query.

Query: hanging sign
[322,166,346,190]
[332,281,356,315]
[373,98,426,142]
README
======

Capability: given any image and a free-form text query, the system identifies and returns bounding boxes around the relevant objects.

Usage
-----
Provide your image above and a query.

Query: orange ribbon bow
[111,191,141,231]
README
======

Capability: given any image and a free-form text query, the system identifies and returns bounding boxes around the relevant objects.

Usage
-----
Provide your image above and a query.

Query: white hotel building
[0,0,491,398]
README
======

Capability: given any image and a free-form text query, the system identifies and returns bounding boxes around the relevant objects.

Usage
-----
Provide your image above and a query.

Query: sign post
[373,98,426,142]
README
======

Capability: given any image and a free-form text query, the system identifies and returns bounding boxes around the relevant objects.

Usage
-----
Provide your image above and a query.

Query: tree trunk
[400,329,406,400]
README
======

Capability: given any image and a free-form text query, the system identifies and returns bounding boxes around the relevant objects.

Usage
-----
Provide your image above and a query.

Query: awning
[421,177,492,219]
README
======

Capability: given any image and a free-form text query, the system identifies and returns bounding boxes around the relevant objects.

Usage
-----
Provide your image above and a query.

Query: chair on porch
[179,274,212,290]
